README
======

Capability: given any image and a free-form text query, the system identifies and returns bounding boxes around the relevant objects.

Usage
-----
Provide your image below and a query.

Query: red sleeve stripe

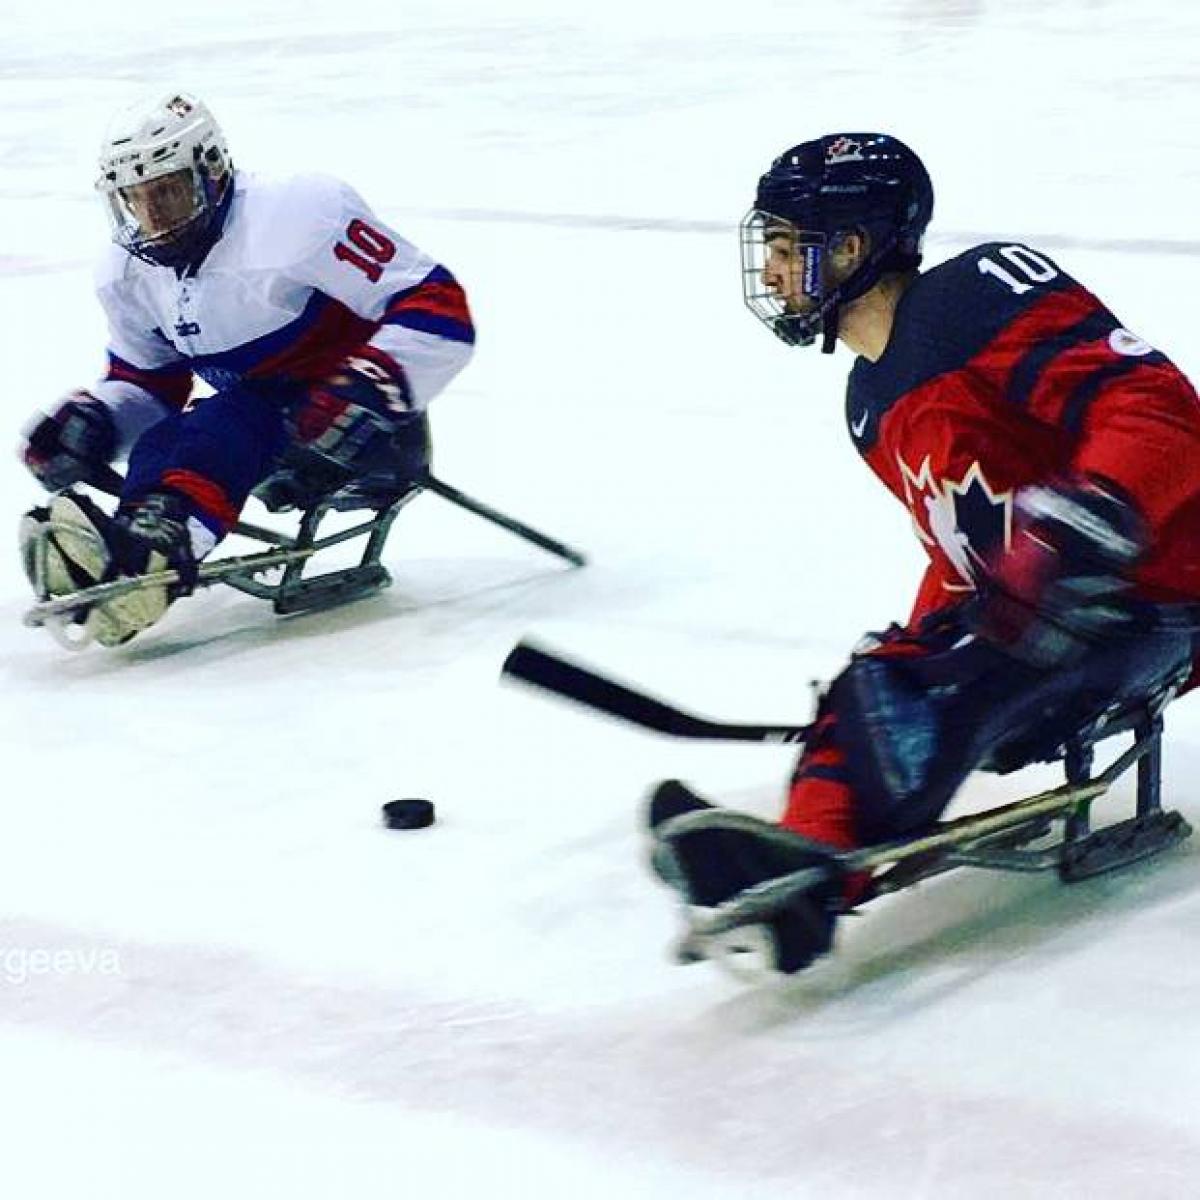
[964,287,1104,398]
[106,353,192,410]
[1062,358,1169,434]
[382,268,475,344]
[160,469,241,532]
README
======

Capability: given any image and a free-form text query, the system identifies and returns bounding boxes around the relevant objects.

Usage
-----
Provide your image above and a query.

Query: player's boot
[20,490,198,646]
[646,780,845,974]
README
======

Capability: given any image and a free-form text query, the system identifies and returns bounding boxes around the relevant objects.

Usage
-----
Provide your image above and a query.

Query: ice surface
[3,2,1200,1196]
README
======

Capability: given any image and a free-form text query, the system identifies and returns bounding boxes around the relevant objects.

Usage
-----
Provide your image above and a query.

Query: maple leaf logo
[897,456,1013,591]
[826,137,864,164]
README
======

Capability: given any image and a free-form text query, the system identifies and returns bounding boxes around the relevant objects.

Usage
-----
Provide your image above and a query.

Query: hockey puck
[382,798,436,830]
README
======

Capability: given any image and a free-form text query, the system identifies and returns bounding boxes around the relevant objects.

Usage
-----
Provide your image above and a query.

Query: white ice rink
[3,2,1200,1195]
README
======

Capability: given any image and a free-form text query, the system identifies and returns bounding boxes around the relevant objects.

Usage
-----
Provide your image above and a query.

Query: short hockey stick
[424,475,587,566]
[501,640,811,743]
[90,465,587,566]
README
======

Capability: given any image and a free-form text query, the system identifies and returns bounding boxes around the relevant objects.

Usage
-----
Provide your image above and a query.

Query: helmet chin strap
[820,303,840,354]
[816,229,903,354]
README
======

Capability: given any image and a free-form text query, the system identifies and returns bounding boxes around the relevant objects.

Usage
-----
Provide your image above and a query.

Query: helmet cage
[741,207,913,349]
[740,211,832,348]
[96,93,232,268]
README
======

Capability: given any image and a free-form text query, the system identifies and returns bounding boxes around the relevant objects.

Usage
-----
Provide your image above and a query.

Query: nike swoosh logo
[851,411,869,438]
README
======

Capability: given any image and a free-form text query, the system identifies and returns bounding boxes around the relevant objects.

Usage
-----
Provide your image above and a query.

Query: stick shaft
[502,640,809,743]
[425,476,587,566]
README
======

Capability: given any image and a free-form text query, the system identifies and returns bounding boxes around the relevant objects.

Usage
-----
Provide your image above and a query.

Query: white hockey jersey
[89,172,475,452]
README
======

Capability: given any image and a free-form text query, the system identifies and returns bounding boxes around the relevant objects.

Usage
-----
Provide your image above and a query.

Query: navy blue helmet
[740,133,934,351]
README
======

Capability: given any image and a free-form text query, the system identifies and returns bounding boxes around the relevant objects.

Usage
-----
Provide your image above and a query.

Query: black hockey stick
[424,475,587,566]
[89,466,587,566]
[501,640,811,744]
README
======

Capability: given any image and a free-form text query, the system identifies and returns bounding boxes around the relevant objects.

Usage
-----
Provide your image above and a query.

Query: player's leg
[647,780,845,973]
[660,616,1191,973]
[19,488,201,646]
[121,385,289,537]
[831,625,1193,844]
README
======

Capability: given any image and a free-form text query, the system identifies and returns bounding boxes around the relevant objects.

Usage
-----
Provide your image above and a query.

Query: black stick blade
[501,640,808,744]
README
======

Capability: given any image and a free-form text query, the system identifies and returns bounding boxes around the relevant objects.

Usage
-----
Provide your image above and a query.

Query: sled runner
[23,477,586,648]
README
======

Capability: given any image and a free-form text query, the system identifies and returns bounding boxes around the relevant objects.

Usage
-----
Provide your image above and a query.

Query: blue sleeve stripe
[792,763,850,786]
[1063,357,1165,435]
[383,309,476,344]
[1004,310,1117,409]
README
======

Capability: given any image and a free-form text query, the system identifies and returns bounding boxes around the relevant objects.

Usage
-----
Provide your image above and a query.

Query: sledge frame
[869,704,1190,898]
[22,471,588,636]
[219,489,418,615]
[657,683,1193,963]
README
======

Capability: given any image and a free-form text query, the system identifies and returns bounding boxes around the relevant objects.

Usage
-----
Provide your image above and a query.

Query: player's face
[762,233,807,315]
[761,226,822,315]
[119,170,198,239]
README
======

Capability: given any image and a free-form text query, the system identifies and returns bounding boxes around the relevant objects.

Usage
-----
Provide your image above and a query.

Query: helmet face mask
[106,168,207,262]
[96,92,233,269]
[742,133,933,351]
[740,213,856,348]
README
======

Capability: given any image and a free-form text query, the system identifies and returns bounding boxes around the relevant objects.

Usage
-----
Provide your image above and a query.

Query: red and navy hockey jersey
[846,242,1200,625]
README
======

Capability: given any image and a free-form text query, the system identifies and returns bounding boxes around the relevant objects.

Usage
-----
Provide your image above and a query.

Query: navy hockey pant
[120,382,430,539]
[785,615,1193,849]
[122,385,289,536]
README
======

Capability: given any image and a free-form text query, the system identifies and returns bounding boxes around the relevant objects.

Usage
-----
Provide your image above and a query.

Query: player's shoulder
[865,243,1077,382]
[846,242,1087,441]
[901,242,1073,333]
[225,171,365,267]
[237,170,357,215]
[93,242,131,290]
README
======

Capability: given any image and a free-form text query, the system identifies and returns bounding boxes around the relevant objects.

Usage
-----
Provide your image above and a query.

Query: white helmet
[96,91,233,268]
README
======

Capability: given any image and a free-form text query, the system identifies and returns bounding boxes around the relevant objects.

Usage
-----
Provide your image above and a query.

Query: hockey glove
[21,391,117,492]
[969,477,1146,669]
[112,491,201,593]
[289,353,413,469]
[267,354,424,510]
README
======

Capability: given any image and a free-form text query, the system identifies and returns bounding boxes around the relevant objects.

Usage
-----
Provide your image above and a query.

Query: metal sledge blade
[1059,810,1192,880]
